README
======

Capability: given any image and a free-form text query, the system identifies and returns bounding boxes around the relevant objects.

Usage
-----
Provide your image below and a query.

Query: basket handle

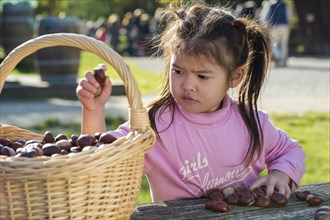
[0,33,150,132]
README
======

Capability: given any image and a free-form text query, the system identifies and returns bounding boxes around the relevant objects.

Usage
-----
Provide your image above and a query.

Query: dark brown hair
[147,3,272,167]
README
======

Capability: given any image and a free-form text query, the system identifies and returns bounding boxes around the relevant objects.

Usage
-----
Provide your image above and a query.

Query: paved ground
[0,56,329,128]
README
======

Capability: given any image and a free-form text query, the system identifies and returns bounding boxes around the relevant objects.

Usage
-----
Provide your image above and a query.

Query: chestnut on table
[131,182,330,220]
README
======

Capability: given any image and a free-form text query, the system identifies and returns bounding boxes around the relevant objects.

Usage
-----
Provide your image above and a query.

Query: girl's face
[170,53,230,113]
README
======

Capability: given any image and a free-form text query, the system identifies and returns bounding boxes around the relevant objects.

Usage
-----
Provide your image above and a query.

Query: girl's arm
[76,64,112,135]
[250,112,306,199]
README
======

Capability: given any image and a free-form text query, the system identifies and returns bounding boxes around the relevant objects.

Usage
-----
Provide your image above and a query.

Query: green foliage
[35,0,69,16]
[34,0,161,21]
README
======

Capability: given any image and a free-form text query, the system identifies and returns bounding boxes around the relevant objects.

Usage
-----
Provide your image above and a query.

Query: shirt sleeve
[109,121,130,139]
[261,112,306,187]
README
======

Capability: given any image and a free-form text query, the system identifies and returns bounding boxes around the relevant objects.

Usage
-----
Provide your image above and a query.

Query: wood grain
[131,182,330,220]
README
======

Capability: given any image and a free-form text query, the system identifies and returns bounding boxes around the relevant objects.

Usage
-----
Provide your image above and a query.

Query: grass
[26,112,330,204]
[270,112,330,185]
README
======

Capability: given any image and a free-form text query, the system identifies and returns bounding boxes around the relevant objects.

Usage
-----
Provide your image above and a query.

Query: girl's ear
[229,65,246,88]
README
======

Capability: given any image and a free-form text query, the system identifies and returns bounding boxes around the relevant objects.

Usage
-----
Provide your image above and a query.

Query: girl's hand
[249,170,292,199]
[76,64,112,111]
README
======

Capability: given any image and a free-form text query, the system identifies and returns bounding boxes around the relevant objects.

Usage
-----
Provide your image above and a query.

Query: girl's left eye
[198,74,209,80]
[172,69,182,75]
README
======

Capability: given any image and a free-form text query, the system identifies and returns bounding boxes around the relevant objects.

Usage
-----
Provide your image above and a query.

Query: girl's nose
[182,77,196,92]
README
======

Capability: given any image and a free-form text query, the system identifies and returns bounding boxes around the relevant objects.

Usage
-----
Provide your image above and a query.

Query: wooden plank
[131,182,330,220]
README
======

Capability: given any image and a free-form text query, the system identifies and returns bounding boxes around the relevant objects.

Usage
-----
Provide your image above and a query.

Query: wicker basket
[0,33,155,220]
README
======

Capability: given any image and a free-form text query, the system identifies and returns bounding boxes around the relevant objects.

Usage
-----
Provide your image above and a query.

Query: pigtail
[237,18,272,166]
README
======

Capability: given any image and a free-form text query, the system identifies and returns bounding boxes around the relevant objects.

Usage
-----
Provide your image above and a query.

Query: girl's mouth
[182,95,197,103]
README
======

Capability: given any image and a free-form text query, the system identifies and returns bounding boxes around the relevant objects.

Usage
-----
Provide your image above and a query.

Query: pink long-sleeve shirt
[110,95,305,202]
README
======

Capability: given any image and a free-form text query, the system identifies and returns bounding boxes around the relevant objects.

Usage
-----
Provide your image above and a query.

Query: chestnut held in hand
[94,66,106,96]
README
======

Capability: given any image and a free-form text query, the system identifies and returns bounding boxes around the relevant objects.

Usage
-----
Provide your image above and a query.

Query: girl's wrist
[82,106,105,116]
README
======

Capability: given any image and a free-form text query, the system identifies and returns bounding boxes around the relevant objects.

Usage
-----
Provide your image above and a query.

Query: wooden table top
[131,182,330,220]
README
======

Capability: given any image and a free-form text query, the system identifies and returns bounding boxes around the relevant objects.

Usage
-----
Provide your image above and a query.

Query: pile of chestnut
[205,185,326,217]
[0,131,117,158]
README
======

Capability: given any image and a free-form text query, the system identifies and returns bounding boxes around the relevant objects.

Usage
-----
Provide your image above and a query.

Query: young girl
[76,3,305,202]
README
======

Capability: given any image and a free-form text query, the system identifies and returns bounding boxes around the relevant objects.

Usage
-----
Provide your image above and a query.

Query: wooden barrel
[1,2,35,71]
[36,17,81,84]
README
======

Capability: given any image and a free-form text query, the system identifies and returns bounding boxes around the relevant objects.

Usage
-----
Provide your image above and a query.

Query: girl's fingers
[275,182,291,199]
[79,78,98,95]
[85,71,101,89]
[265,182,275,197]
[78,88,94,99]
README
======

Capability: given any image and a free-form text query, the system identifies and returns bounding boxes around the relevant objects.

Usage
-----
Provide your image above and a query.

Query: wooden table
[131,182,330,219]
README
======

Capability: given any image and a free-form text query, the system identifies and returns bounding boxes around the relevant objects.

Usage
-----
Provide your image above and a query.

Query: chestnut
[227,193,240,205]
[0,146,16,156]
[252,187,266,198]
[271,191,288,207]
[42,143,61,156]
[18,150,39,158]
[56,139,72,151]
[99,132,117,144]
[43,131,55,143]
[239,193,255,206]
[317,206,330,213]
[205,200,229,213]
[25,139,42,146]
[255,195,272,208]
[307,194,324,206]
[223,187,239,205]
[55,134,67,142]
[207,188,224,201]
[315,211,330,220]
[93,67,106,96]
[77,134,96,148]
[235,186,255,206]
[295,190,311,201]
[70,134,79,146]
[23,143,43,156]
[14,139,26,145]
[236,186,253,198]
[10,141,23,151]
[315,206,330,220]
[0,138,12,147]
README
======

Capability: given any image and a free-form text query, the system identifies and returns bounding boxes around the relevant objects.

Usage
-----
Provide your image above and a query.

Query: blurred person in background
[95,25,107,42]
[260,0,291,67]
[236,1,258,19]
[107,13,121,52]
[122,12,135,56]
